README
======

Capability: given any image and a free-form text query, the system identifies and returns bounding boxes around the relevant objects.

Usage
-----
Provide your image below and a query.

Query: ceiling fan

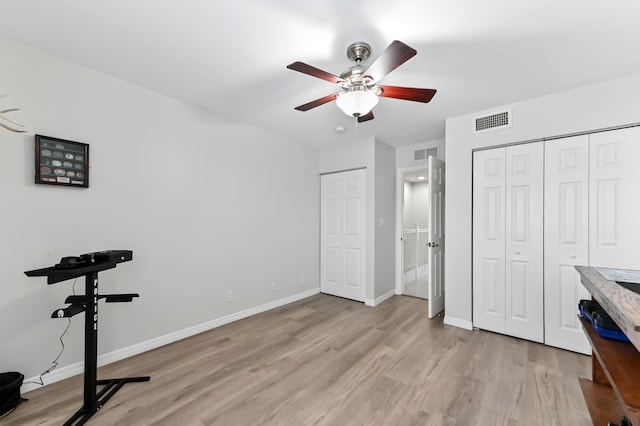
[287,40,436,123]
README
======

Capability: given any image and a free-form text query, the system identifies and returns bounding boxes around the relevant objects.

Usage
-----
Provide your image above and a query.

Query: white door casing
[320,169,366,302]
[504,142,544,343]
[428,156,445,318]
[473,148,507,333]
[544,135,590,354]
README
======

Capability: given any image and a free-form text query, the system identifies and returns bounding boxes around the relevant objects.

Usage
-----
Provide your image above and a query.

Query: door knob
[427,242,439,248]
[515,251,521,255]
[570,253,577,259]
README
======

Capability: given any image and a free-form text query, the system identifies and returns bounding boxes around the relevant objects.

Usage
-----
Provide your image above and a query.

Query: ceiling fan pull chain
[354,116,358,134]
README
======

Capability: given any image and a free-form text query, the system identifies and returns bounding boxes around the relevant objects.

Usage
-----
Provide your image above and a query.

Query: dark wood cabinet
[577,266,640,425]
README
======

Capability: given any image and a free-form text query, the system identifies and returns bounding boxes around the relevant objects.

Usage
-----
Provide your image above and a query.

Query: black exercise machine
[25,250,149,425]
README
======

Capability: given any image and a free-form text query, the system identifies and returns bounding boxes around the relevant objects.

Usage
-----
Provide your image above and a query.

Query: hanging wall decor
[0,95,26,133]
[35,134,89,188]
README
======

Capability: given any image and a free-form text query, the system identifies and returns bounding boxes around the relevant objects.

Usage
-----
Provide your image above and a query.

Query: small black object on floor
[0,372,27,418]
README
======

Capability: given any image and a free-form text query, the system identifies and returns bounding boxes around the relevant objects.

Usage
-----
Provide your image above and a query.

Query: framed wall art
[35,134,89,188]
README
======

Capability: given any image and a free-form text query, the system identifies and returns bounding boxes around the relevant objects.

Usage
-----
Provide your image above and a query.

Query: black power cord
[22,318,72,387]
[23,278,78,387]
[0,278,77,421]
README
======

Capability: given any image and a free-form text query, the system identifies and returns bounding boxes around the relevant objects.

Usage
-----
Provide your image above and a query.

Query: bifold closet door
[473,142,543,342]
[544,135,590,354]
[504,143,544,342]
[589,127,640,269]
[473,148,506,334]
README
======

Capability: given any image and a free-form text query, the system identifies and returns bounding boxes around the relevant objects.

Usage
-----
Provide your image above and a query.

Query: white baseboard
[22,288,320,394]
[443,315,473,330]
[364,289,396,307]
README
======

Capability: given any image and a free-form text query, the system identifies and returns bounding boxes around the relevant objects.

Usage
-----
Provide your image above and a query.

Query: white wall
[403,182,412,225]
[0,36,320,383]
[403,182,429,229]
[396,139,445,167]
[444,72,640,328]
[374,139,396,302]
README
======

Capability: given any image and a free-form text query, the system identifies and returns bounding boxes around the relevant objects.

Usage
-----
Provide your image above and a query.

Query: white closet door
[320,169,366,302]
[473,148,506,334]
[544,135,590,354]
[504,142,544,343]
[590,127,640,270]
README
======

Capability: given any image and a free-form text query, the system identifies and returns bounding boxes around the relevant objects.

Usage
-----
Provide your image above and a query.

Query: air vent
[473,109,511,133]
[414,147,438,161]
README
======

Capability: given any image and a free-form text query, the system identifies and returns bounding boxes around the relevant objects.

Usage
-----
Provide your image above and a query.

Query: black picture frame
[35,135,89,188]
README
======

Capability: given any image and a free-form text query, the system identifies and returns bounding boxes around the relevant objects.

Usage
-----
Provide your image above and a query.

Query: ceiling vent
[473,109,511,133]
[414,147,438,161]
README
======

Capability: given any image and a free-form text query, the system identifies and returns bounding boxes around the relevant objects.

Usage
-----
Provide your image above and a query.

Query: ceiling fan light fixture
[288,40,434,123]
[335,89,379,117]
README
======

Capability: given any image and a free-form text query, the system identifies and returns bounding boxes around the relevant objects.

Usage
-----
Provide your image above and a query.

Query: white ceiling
[404,170,428,183]
[2,1,640,149]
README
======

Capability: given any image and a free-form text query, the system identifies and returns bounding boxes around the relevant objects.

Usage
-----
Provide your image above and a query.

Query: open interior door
[428,156,445,318]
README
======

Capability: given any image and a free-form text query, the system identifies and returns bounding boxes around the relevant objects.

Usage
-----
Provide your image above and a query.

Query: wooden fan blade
[287,62,343,84]
[363,40,417,83]
[294,93,339,111]
[378,86,437,103]
[357,111,374,123]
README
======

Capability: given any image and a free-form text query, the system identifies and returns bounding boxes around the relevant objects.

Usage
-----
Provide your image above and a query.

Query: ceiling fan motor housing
[339,65,368,85]
[346,42,371,63]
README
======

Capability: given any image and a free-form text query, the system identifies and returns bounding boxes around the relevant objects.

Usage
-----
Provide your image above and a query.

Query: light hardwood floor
[4,295,591,425]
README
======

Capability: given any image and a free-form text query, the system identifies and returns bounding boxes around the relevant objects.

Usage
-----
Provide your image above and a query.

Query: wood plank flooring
[4,295,592,425]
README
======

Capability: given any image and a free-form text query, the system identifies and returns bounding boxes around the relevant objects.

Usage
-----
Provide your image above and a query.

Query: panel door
[428,156,445,318]
[504,142,544,343]
[589,127,640,270]
[544,135,590,354]
[320,169,366,302]
[473,148,506,334]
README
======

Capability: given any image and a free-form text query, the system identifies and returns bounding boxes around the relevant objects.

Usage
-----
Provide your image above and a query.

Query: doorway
[395,156,445,318]
[402,170,430,299]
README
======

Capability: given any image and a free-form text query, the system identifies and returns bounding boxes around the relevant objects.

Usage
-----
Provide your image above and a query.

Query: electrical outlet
[226,290,233,302]
[271,282,277,291]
